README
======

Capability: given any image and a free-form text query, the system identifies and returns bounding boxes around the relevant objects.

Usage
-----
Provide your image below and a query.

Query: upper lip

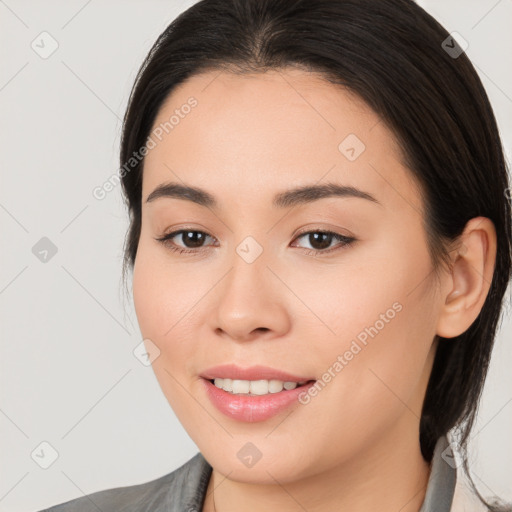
[200,364,316,383]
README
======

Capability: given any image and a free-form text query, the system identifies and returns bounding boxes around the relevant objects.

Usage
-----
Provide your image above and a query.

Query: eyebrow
[145,181,382,209]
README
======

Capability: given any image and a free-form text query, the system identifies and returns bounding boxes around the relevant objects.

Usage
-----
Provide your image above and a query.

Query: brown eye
[177,231,208,248]
[155,229,216,254]
[292,230,355,255]
[305,232,334,250]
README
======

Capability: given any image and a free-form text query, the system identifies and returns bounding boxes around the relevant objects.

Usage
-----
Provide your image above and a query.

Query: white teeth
[212,378,305,395]
[268,379,284,393]
[248,379,268,395]
[232,379,250,394]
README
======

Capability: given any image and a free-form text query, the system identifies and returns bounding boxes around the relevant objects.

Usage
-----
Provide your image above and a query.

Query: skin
[131,67,497,512]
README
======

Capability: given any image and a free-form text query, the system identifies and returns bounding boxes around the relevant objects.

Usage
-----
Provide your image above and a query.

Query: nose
[211,249,291,343]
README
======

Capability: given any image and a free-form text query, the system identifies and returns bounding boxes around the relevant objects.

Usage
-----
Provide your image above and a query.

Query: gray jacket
[37,436,477,512]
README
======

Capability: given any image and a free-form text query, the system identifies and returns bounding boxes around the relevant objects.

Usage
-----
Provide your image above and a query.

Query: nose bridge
[222,235,269,311]
[225,220,271,287]
[212,233,289,340]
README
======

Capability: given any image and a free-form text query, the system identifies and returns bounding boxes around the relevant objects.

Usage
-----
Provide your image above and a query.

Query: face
[132,67,442,483]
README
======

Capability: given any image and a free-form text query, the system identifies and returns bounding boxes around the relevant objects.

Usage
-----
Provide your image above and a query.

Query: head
[120,0,511,490]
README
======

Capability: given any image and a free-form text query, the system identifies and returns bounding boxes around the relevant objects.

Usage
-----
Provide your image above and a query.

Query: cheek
[298,239,437,433]
[132,240,188,356]
[132,243,200,415]
[132,236,217,376]
[133,234,197,336]
[132,248,169,340]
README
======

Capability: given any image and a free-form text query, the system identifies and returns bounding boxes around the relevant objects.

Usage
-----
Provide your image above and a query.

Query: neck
[204,420,431,512]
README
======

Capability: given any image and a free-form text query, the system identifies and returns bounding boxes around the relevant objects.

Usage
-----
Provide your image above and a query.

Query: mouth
[201,375,317,422]
[205,377,316,396]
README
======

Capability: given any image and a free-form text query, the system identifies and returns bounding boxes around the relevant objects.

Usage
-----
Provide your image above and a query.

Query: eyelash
[155,228,356,257]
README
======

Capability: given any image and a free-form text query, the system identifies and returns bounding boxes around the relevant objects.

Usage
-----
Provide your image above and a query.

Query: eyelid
[292,224,353,239]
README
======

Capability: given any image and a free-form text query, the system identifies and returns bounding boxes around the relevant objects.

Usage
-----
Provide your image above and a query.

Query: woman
[39,0,511,511]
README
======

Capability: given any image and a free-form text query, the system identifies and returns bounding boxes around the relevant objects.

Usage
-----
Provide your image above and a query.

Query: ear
[436,217,497,339]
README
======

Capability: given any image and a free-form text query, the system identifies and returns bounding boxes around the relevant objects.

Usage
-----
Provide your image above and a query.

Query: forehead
[141,67,422,215]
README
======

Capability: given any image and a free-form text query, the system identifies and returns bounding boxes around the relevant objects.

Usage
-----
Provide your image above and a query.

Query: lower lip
[201,378,316,422]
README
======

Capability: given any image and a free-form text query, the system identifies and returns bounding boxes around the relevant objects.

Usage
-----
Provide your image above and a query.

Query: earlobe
[435,217,497,339]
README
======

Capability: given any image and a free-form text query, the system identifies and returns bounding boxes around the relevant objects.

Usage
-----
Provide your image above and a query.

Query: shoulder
[36,452,212,512]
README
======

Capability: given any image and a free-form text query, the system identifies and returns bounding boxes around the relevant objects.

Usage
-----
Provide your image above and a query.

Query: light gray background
[1,1,511,511]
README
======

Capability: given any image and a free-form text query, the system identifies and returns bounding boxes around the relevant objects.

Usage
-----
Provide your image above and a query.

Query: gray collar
[419,435,457,512]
